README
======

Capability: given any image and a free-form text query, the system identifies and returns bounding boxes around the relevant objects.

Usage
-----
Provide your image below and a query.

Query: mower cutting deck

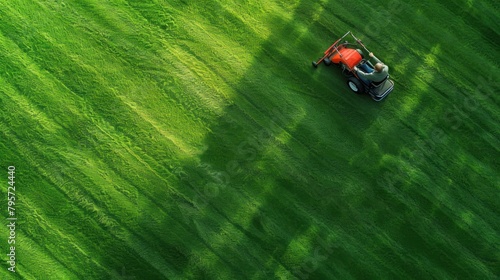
[312,31,394,101]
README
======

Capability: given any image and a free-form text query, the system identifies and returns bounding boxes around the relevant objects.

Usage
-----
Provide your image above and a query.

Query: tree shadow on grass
[195,7,500,278]
[86,1,499,278]
[5,0,499,279]
[48,0,499,279]
[156,1,397,279]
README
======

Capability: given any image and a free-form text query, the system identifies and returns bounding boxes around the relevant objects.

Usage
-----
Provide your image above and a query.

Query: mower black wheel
[324,58,331,66]
[347,77,364,94]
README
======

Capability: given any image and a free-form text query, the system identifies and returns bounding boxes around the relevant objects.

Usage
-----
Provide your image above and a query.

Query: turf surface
[0,0,499,279]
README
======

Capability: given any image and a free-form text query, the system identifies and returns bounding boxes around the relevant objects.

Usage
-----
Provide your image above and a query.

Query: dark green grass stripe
[428,204,500,271]
[377,192,488,278]
[206,176,405,278]
[398,113,498,180]
[197,99,353,196]
[170,168,322,276]
[409,177,500,257]
[382,164,496,276]
[428,1,499,45]
[192,209,298,274]
[376,178,490,276]
[210,206,305,278]
[378,126,499,233]
[421,81,500,141]
[411,211,494,278]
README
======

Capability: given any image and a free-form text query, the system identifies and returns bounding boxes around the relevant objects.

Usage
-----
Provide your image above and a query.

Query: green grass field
[0,0,499,279]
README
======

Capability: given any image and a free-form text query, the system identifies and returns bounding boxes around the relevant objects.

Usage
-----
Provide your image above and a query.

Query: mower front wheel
[347,77,364,94]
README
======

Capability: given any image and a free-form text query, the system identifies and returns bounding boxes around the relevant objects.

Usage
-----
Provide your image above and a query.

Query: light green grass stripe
[0,0,213,154]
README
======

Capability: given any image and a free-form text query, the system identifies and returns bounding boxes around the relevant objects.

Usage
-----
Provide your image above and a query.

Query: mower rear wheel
[347,77,364,94]
[324,58,331,66]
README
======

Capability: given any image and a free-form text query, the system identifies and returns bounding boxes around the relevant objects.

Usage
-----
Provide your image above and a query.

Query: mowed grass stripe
[197,165,402,278]
[373,128,499,276]
[14,234,77,279]
[0,124,169,278]
[21,196,104,279]
[379,159,498,277]
[43,137,234,276]
[26,160,183,279]
[403,180,496,274]
[0,0,210,153]
[412,158,500,237]
[44,138,274,278]
[0,18,202,203]
[66,0,231,122]
[68,0,245,121]
[0,0,227,232]
[0,2,217,278]
[172,0,496,278]
[173,6,375,169]
[433,0,500,48]
[154,2,281,113]
[314,1,498,278]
